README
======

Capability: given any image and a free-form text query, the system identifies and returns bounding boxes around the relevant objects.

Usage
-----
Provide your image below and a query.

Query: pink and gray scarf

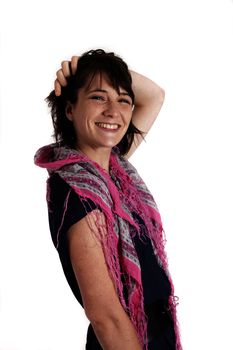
[34,143,182,349]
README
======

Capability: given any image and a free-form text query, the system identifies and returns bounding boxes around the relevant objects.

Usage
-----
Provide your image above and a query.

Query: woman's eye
[119,99,131,105]
[90,95,105,101]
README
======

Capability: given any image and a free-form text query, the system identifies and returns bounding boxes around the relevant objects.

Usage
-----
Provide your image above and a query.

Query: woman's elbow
[85,303,122,331]
[158,86,165,103]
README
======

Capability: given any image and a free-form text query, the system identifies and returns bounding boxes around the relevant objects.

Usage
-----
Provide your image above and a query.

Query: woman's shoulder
[48,172,70,198]
[48,173,98,249]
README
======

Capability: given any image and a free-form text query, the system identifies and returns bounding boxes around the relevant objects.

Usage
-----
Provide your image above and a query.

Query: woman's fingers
[71,56,79,75]
[54,61,70,96]
[54,56,79,96]
[61,60,71,77]
[54,79,62,97]
[56,69,68,86]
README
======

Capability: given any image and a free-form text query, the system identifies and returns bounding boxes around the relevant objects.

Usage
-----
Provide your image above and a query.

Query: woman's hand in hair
[54,56,79,96]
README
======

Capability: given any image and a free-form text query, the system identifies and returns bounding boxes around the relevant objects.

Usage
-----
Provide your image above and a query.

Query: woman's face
[66,74,133,154]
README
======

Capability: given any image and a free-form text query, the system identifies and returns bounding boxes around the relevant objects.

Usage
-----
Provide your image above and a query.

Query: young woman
[35,49,182,349]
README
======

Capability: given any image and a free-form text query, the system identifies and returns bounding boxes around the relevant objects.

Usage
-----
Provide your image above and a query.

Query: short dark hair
[46,49,143,155]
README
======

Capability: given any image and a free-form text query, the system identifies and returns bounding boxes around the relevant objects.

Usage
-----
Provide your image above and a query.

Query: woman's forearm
[90,311,142,350]
[131,70,164,104]
[125,70,165,158]
[130,70,165,130]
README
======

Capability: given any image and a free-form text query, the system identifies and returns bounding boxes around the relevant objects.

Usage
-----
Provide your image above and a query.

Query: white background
[0,0,233,349]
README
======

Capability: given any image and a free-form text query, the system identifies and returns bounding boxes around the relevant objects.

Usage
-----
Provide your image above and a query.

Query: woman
[34,49,182,349]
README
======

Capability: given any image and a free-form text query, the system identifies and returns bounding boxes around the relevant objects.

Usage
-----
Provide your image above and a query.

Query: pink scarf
[34,143,182,349]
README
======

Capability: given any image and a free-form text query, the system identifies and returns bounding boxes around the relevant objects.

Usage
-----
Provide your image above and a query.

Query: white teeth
[96,122,119,130]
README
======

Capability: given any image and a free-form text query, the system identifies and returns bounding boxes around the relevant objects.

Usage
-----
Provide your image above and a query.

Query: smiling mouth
[95,122,120,130]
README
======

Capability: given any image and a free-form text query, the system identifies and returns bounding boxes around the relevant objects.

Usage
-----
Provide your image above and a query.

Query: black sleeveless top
[48,174,176,349]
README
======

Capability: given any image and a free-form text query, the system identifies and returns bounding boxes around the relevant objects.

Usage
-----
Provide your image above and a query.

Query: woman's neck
[76,145,111,173]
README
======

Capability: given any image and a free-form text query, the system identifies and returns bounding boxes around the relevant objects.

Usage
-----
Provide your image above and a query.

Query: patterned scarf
[34,143,182,349]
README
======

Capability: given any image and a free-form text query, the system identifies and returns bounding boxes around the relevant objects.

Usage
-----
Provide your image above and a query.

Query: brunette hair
[46,49,143,155]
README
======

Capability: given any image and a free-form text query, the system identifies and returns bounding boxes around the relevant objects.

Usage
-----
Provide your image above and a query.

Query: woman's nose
[103,101,120,118]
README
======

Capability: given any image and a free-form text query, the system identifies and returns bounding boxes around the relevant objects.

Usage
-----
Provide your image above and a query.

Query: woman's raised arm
[126,70,165,158]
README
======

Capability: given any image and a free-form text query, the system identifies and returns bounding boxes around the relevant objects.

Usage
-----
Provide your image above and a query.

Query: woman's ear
[65,102,73,121]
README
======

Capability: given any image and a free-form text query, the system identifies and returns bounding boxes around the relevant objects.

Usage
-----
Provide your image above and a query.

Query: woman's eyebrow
[120,92,131,97]
[88,88,107,93]
[88,88,130,97]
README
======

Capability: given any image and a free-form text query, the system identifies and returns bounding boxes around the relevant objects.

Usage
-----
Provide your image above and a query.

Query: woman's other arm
[67,210,142,350]
[126,70,165,158]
